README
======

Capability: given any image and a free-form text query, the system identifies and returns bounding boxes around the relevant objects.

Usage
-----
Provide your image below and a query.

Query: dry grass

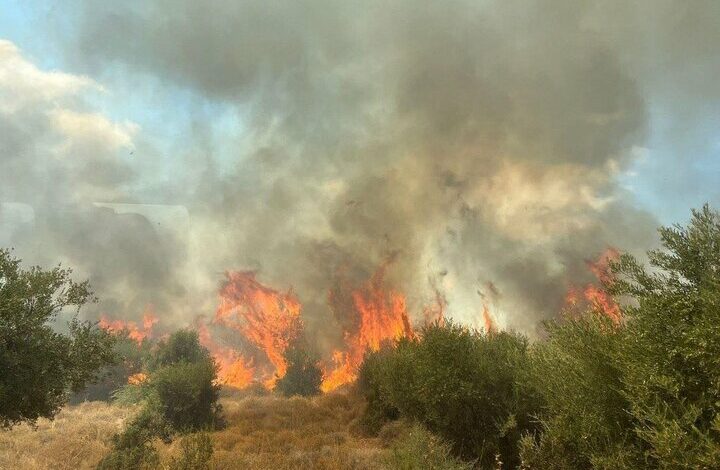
[0,401,139,470]
[158,390,388,469]
[0,390,392,470]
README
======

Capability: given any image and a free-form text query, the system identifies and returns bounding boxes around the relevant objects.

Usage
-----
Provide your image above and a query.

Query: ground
[0,389,392,470]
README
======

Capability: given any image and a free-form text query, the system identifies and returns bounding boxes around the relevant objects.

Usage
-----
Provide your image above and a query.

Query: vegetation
[276,338,323,397]
[0,249,115,428]
[359,322,539,467]
[522,204,720,468]
[384,422,473,470]
[98,330,223,468]
[71,331,153,403]
[3,205,720,469]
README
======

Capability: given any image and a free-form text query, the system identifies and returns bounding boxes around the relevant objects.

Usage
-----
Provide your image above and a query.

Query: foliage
[522,205,720,468]
[170,432,214,470]
[359,322,539,467]
[150,329,210,371]
[96,400,171,470]
[97,330,223,468]
[384,422,473,470]
[152,358,224,432]
[71,331,153,403]
[275,338,323,397]
[0,248,116,428]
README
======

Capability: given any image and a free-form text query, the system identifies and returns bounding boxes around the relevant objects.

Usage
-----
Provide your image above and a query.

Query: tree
[522,205,720,468]
[0,248,115,428]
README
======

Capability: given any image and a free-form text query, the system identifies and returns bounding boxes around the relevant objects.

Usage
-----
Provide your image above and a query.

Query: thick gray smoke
[1,1,718,338]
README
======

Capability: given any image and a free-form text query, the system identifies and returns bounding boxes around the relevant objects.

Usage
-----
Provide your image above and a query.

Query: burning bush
[358,321,539,467]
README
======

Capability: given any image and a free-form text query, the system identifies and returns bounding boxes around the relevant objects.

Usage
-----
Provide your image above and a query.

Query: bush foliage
[521,205,720,469]
[360,206,720,469]
[98,330,223,469]
[0,249,115,428]
[276,338,323,397]
[359,322,539,467]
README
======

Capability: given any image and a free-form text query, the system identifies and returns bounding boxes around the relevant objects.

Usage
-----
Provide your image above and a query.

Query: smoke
[1,1,718,337]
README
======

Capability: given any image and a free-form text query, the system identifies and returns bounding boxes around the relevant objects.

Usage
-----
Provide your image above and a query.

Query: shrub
[170,432,214,470]
[522,205,720,468]
[152,358,223,432]
[275,340,323,397]
[359,322,539,467]
[96,401,171,470]
[151,329,210,370]
[384,422,473,470]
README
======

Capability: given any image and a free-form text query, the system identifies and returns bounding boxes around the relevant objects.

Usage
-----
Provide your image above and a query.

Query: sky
[1,0,719,337]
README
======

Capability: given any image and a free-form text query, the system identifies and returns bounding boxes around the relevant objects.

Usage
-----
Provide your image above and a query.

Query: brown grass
[0,390,392,470]
[157,390,388,469]
[0,401,139,470]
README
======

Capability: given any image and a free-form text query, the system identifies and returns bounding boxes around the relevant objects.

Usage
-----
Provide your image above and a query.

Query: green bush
[522,205,720,469]
[71,331,153,404]
[96,401,171,470]
[98,330,224,468]
[152,358,223,432]
[359,322,539,467]
[275,339,323,397]
[384,422,473,470]
[151,329,210,370]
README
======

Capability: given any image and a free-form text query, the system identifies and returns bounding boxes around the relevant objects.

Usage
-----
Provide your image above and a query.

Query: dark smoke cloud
[2,1,718,336]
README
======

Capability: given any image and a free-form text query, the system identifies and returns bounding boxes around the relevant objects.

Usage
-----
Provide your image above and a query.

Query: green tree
[523,205,720,468]
[0,248,115,428]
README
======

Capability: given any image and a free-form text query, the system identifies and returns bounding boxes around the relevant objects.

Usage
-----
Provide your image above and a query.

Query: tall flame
[197,320,256,389]
[214,271,302,388]
[565,248,621,323]
[481,304,496,334]
[321,263,414,392]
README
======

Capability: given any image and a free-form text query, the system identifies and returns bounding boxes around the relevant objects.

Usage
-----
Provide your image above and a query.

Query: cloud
[0,40,186,325]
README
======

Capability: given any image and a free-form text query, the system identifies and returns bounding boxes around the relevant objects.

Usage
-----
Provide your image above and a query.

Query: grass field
[0,390,394,470]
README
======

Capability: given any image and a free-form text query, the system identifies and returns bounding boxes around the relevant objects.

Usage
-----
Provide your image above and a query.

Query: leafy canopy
[0,248,115,428]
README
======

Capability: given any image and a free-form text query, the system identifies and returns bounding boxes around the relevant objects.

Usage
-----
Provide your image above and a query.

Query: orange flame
[565,248,621,323]
[321,263,414,392]
[214,271,302,388]
[481,304,496,334]
[127,372,147,385]
[197,320,256,389]
[99,307,158,345]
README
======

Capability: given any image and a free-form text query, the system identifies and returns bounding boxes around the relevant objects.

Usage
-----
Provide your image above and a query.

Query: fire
[321,263,414,392]
[127,372,147,385]
[197,320,255,389]
[99,307,158,345]
[565,248,621,323]
[214,271,302,388]
[481,304,496,333]
[422,288,447,326]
